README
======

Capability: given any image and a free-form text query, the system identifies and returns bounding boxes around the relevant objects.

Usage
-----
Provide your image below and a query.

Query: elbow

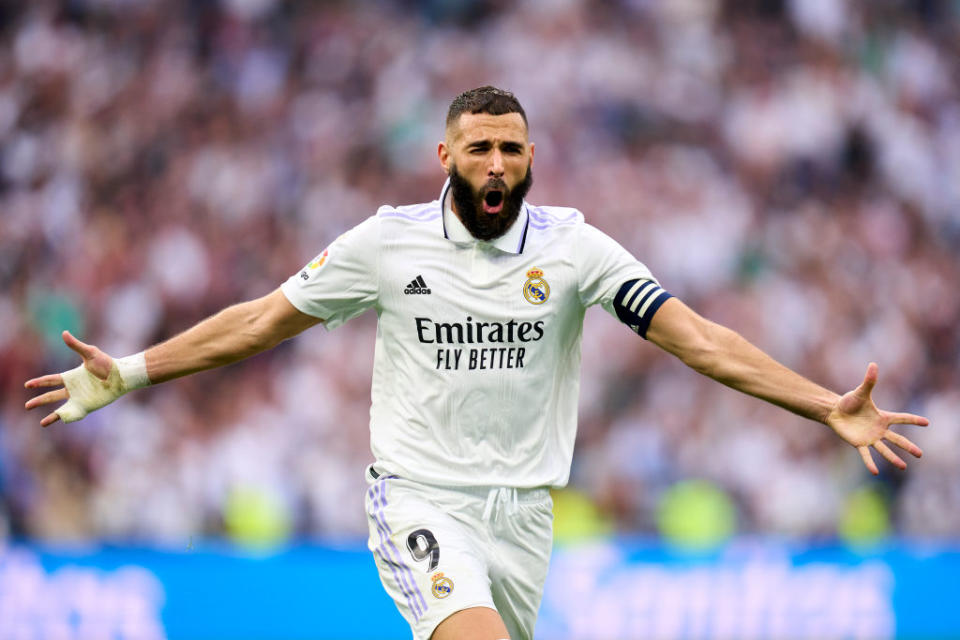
[683,343,720,376]
[678,320,728,376]
[229,299,277,357]
[241,291,303,353]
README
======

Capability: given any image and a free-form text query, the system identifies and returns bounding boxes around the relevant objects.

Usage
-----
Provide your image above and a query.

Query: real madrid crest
[523,268,550,305]
[431,572,454,599]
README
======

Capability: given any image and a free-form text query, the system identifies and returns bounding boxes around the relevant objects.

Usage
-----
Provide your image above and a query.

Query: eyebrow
[465,140,525,150]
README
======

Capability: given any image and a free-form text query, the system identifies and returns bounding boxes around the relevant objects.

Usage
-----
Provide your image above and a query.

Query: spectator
[2,0,957,542]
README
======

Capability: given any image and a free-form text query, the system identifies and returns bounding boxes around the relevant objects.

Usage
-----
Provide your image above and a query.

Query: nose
[488,150,504,177]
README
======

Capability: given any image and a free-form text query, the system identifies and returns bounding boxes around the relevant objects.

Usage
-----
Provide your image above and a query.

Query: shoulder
[375,200,442,224]
[526,210,634,269]
[525,204,584,231]
[373,201,442,248]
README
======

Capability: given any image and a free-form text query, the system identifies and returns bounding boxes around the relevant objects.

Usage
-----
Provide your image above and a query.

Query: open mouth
[483,190,504,214]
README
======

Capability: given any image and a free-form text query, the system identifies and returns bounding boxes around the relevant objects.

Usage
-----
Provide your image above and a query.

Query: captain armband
[613,279,673,339]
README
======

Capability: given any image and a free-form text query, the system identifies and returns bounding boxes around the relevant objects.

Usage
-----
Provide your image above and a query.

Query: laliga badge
[308,249,329,270]
[301,249,329,281]
[523,268,550,305]
[431,572,454,599]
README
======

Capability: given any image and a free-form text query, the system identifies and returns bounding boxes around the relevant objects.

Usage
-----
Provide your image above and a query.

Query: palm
[825,363,928,475]
[24,331,114,427]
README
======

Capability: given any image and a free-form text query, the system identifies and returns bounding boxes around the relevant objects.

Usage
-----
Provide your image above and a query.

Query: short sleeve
[576,223,672,338]
[576,223,656,308]
[281,215,380,330]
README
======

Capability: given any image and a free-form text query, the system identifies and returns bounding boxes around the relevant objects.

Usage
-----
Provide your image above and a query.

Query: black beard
[448,164,533,241]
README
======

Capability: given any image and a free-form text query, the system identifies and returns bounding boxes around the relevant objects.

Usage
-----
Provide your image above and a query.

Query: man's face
[439,112,535,241]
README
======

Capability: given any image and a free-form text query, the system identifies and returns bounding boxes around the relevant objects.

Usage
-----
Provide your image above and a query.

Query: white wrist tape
[55,352,150,423]
[115,352,151,390]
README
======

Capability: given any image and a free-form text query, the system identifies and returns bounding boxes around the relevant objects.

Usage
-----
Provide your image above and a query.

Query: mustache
[447,163,532,241]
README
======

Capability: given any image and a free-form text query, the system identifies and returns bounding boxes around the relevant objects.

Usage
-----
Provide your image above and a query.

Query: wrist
[115,352,151,390]
[820,393,842,425]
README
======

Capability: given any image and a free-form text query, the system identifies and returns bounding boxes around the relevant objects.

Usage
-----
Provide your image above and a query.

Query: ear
[438,141,451,175]
[529,141,535,169]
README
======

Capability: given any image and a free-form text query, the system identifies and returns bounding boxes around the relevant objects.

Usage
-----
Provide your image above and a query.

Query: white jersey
[281,181,669,488]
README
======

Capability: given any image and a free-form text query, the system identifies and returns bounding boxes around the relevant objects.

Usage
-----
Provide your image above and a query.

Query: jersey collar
[440,179,530,255]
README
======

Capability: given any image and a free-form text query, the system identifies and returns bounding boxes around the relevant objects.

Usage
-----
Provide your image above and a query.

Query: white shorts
[364,466,554,640]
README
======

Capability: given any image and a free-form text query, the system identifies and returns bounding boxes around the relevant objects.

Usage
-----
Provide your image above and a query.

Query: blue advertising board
[539,539,960,640]
[1,539,957,639]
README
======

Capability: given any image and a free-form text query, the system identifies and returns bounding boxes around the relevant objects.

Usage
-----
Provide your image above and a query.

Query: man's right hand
[24,331,120,426]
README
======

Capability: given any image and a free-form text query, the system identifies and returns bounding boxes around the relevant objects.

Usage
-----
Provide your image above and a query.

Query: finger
[857,362,878,398]
[886,412,929,427]
[40,412,61,427]
[884,431,923,458]
[62,330,95,360]
[25,374,64,389]
[25,388,69,410]
[858,445,879,476]
[874,441,906,470]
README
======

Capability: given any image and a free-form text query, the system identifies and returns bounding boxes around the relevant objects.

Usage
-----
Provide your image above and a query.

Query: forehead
[449,112,528,146]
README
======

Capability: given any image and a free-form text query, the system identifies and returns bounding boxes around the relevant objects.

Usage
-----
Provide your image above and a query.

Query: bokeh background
[0,0,958,637]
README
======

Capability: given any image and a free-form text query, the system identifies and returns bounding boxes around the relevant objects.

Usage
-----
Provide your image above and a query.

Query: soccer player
[24,87,929,640]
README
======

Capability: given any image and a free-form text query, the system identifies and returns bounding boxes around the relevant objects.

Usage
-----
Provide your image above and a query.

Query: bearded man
[26,86,928,640]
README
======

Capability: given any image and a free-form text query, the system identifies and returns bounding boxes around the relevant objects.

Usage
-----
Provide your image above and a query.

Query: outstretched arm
[646,297,929,474]
[25,288,322,427]
[142,288,321,383]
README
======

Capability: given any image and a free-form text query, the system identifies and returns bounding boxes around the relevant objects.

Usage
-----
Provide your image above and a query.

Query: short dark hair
[446,86,527,129]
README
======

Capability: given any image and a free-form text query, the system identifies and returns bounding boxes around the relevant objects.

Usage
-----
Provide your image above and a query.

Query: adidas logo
[404,275,431,295]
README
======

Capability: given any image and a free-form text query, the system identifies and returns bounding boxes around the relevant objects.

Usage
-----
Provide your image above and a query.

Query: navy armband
[613,279,673,338]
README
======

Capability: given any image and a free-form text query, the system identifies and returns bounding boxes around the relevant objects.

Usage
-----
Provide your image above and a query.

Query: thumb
[837,362,878,415]
[856,362,878,399]
[62,331,95,361]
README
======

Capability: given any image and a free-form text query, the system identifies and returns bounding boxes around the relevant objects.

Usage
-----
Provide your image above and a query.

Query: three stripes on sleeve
[613,279,673,338]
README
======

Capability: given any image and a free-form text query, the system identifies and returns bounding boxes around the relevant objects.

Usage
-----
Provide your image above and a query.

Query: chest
[378,240,581,335]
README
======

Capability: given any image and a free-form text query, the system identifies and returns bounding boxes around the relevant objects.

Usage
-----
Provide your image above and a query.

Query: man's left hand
[826,362,929,475]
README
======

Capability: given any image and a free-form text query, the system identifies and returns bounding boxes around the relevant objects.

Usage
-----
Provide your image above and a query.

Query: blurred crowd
[1,0,958,544]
